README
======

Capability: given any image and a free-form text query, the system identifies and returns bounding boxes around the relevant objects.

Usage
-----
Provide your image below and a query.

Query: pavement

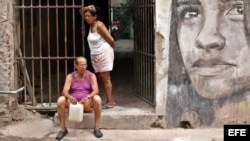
[0,118,224,141]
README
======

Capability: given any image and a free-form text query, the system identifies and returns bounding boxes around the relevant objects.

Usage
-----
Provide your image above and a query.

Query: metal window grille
[14,0,84,110]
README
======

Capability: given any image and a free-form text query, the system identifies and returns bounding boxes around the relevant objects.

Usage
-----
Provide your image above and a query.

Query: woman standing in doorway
[79,5,116,109]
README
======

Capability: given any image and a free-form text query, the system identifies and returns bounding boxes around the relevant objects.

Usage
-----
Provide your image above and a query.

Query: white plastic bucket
[69,103,84,122]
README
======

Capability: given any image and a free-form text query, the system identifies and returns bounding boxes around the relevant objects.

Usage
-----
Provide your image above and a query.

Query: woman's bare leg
[99,71,115,105]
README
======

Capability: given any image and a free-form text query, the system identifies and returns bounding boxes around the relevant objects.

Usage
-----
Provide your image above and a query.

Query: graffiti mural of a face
[176,0,250,99]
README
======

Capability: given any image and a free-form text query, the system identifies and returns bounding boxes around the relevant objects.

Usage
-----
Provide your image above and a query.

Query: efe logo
[224,125,250,141]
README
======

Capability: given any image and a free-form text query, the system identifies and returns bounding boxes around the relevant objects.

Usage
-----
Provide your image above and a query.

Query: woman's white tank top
[87,30,110,55]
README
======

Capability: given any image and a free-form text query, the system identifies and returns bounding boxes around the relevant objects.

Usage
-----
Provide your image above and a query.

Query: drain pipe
[0,87,25,94]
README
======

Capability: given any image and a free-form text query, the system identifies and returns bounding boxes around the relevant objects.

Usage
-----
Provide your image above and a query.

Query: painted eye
[184,11,199,19]
[180,7,200,19]
[177,6,201,23]
[227,4,243,15]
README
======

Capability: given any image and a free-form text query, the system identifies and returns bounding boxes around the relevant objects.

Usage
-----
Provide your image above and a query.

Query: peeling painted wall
[155,0,171,116]
[0,0,15,90]
[156,0,250,127]
[0,0,20,126]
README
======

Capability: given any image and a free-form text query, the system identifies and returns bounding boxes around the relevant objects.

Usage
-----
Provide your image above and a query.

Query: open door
[134,0,155,105]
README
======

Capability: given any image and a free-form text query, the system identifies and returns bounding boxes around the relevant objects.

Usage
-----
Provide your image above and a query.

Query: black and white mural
[164,0,250,127]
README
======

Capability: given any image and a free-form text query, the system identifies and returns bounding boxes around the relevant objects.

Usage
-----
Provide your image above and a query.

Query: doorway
[14,0,154,111]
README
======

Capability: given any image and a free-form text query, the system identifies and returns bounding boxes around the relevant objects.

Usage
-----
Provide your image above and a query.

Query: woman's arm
[79,5,96,16]
[97,21,115,47]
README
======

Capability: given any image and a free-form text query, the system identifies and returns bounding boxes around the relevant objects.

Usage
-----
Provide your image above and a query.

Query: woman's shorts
[91,47,114,73]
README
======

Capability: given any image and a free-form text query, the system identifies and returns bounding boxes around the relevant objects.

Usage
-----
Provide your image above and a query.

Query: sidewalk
[0,118,223,141]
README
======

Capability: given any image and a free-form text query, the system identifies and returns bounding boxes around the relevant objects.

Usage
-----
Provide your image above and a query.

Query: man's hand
[69,96,77,104]
[80,96,90,104]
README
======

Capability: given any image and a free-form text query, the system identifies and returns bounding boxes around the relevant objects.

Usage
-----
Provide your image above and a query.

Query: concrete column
[0,0,20,126]
[154,0,172,116]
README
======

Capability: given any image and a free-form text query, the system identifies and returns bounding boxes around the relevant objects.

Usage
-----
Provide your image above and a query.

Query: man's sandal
[56,129,68,140]
[94,129,103,138]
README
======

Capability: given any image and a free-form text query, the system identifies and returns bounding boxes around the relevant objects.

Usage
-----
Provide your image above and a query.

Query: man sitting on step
[56,56,103,140]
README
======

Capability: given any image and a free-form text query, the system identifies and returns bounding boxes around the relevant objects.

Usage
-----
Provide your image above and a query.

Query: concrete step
[53,106,165,129]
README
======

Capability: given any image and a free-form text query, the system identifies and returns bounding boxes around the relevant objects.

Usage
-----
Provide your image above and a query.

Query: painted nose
[196,30,225,50]
[195,19,225,50]
[195,11,225,50]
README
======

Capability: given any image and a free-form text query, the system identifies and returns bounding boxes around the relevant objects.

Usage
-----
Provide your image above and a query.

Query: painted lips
[192,58,236,76]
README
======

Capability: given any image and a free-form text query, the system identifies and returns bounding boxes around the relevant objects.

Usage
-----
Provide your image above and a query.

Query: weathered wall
[111,0,127,7]
[0,0,19,126]
[156,0,250,127]
[0,0,15,89]
[155,0,171,116]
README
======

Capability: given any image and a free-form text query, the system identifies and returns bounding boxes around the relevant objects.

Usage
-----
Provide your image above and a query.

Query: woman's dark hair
[89,6,101,20]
